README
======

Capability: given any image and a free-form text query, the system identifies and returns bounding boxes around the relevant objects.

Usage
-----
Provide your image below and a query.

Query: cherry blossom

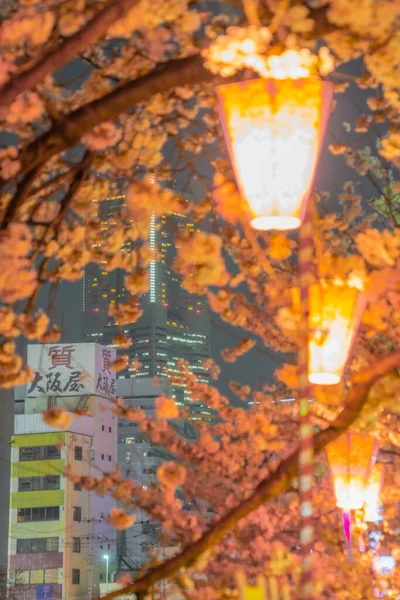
[155,395,179,420]
[108,507,136,530]
[42,407,74,430]
[157,461,187,490]
[0,1,400,597]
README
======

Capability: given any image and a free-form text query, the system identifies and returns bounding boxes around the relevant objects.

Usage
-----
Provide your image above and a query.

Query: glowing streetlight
[300,279,365,386]
[216,49,334,599]
[216,58,333,231]
[103,554,109,594]
[326,432,380,559]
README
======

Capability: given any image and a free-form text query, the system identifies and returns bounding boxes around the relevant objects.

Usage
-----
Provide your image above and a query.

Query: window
[109,427,112,433]
[18,476,60,492]
[45,569,58,583]
[73,506,81,522]
[74,446,83,461]
[102,425,105,431]
[17,507,59,523]
[46,537,59,552]
[90,450,95,461]
[17,537,59,554]
[72,538,81,553]
[74,483,82,491]
[72,569,80,585]
[108,455,112,462]
[30,570,44,584]
[19,445,60,462]
[101,453,105,460]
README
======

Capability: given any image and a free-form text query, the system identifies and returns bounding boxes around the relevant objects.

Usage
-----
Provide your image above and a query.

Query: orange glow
[308,280,365,385]
[326,433,379,511]
[364,463,384,522]
[216,77,332,230]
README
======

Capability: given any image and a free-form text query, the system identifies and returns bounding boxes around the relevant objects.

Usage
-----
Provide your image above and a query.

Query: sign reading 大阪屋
[27,343,116,398]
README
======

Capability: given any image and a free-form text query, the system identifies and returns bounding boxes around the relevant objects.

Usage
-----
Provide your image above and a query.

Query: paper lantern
[307,279,365,385]
[364,463,384,522]
[216,74,333,231]
[326,433,379,511]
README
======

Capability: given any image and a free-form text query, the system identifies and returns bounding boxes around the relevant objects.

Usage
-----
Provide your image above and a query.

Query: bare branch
[1,165,43,229]
[0,0,141,109]
[102,350,400,599]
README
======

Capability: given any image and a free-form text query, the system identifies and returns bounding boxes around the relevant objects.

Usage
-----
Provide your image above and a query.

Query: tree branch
[1,164,43,229]
[7,54,214,189]
[26,151,94,312]
[102,350,400,599]
[0,0,141,109]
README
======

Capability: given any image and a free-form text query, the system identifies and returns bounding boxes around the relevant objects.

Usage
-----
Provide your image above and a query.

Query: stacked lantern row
[216,77,365,386]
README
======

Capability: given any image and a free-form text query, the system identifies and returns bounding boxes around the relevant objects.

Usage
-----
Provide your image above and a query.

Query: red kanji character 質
[48,345,75,370]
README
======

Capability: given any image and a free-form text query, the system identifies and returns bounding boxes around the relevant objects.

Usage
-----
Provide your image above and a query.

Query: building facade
[82,192,212,419]
[116,377,190,587]
[8,343,118,600]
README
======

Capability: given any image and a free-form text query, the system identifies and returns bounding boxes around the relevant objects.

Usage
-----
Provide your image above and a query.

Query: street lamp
[292,279,366,385]
[103,554,109,594]
[215,71,332,231]
[216,51,334,600]
[326,432,380,558]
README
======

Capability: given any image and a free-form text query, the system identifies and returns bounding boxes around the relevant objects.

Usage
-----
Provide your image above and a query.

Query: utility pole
[83,516,106,600]
[87,517,95,600]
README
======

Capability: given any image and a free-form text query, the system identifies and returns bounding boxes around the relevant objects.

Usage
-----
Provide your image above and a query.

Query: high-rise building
[83,191,212,420]
[115,377,191,586]
[8,343,118,600]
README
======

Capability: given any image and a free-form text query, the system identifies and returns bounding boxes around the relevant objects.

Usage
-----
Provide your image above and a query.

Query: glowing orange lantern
[216,75,333,230]
[307,279,365,385]
[364,463,384,523]
[326,433,379,512]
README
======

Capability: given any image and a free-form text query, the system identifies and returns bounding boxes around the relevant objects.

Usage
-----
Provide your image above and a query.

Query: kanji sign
[27,343,116,398]
[48,345,75,369]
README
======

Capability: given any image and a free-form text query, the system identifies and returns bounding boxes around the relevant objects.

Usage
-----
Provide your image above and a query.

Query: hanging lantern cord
[298,205,315,599]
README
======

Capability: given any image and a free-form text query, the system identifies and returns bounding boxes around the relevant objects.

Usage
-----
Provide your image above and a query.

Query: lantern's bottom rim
[337,503,364,511]
[309,372,341,385]
[250,216,301,231]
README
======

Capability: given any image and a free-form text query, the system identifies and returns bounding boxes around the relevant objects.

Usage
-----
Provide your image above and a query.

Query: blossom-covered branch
[0,54,213,199]
[102,350,400,598]
[0,0,141,109]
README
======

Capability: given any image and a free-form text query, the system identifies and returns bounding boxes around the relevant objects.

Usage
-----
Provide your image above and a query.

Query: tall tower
[83,190,212,419]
